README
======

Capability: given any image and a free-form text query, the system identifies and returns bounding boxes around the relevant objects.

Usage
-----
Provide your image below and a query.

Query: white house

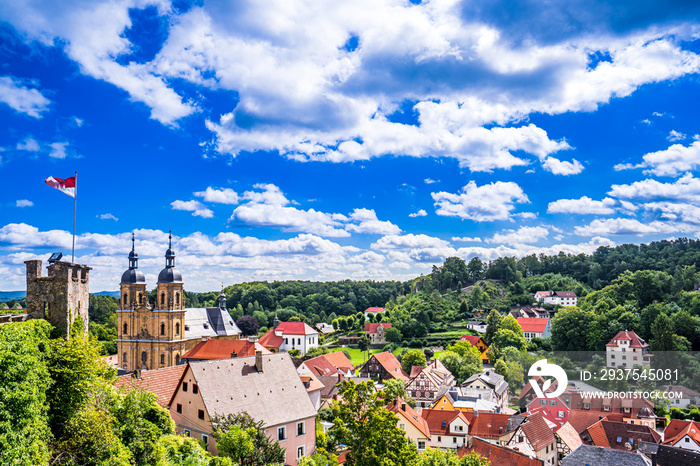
[534,291,577,307]
[260,319,319,356]
[605,330,651,368]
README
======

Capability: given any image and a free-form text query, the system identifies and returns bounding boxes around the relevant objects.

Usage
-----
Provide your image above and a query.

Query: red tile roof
[387,397,431,439]
[181,339,263,360]
[463,412,512,439]
[372,351,408,381]
[585,420,661,451]
[458,438,544,466]
[567,409,609,434]
[459,335,486,347]
[299,372,325,393]
[364,307,385,313]
[320,351,354,373]
[520,412,556,451]
[663,420,700,446]
[605,330,649,348]
[115,365,186,407]
[259,328,284,348]
[276,322,318,335]
[421,409,470,435]
[516,318,549,334]
[302,354,341,377]
[364,322,392,333]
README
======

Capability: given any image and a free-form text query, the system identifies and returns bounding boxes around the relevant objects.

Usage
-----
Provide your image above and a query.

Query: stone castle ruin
[24,259,91,337]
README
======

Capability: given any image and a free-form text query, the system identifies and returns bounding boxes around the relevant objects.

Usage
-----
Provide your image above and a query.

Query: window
[297,421,305,436]
[176,404,182,413]
[550,400,557,406]
[557,411,565,417]
[437,436,442,443]
[278,427,286,440]
[141,351,147,363]
[138,293,143,304]
[160,293,165,305]
[123,293,128,305]
[175,293,180,305]
[193,384,198,395]
[123,323,128,334]
[160,354,165,364]
[198,409,205,420]
[418,441,425,450]
[202,434,208,445]
[184,429,190,437]
[160,323,165,335]
[122,352,127,363]
[183,382,188,392]
[453,437,457,443]
[583,403,590,410]
[175,323,180,335]
[175,354,180,365]
[540,400,547,405]
[297,446,304,459]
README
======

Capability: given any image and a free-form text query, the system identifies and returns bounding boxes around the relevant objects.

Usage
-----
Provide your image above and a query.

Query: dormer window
[203,323,209,329]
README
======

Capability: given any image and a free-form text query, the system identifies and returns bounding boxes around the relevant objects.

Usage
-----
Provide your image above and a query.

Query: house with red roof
[463,411,512,443]
[358,351,408,382]
[363,307,385,320]
[180,337,270,363]
[459,335,490,364]
[258,318,319,356]
[581,419,661,452]
[115,364,187,408]
[364,322,392,346]
[421,408,470,449]
[534,291,577,307]
[605,330,651,368]
[527,393,572,427]
[387,397,431,451]
[505,412,557,465]
[297,351,355,378]
[516,318,551,341]
[663,420,700,452]
[458,437,544,466]
[406,359,455,408]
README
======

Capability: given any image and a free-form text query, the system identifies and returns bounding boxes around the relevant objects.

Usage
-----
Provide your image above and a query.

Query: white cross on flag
[45,176,76,198]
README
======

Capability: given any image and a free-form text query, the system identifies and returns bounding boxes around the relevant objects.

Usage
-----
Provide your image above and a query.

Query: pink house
[169,352,317,465]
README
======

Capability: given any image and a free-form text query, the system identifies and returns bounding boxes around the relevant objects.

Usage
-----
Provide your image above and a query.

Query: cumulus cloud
[49,142,68,159]
[194,187,239,204]
[16,199,33,207]
[99,213,118,221]
[573,217,694,236]
[609,173,700,201]
[487,226,549,245]
[371,233,455,263]
[452,236,482,242]
[432,181,529,222]
[0,76,50,118]
[345,208,401,235]
[231,203,349,237]
[409,209,427,217]
[542,157,584,175]
[424,179,437,184]
[16,137,40,152]
[171,200,214,218]
[547,196,617,215]
[667,130,686,142]
[241,184,290,205]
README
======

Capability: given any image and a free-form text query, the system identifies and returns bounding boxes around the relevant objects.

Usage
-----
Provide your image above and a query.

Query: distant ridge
[93,291,120,298]
[0,291,120,300]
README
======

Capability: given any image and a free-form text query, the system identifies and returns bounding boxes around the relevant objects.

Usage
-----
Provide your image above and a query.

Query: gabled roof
[408,359,454,388]
[320,351,354,373]
[516,318,549,334]
[464,412,512,439]
[555,422,583,451]
[115,365,186,407]
[458,437,544,466]
[520,412,556,451]
[663,420,700,446]
[364,322,392,333]
[366,351,408,381]
[584,420,661,451]
[642,443,700,466]
[276,322,318,335]
[298,372,325,393]
[460,335,487,347]
[301,355,338,377]
[554,291,577,298]
[462,370,508,395]
[181,339,269,361]
[657,385,700,398]
[606,330,649,348]
[259,328,284,348]
[185,353,317,428]
[387,397,431,439]
[568,410,608,434]
[184,307,241,340]
[317,374,344,399]
[561,445,651,466]
[568,392,654,418]
[421,409,470,435]
[364,307,385,313]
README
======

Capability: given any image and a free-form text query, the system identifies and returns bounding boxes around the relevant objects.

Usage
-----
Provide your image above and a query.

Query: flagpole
[72,171,77,264]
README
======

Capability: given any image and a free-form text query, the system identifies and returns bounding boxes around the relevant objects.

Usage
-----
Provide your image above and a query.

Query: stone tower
[25,258,91,337]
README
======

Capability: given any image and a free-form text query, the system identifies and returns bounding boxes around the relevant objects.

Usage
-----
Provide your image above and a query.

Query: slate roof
[520,412,556,451]
[639,442,700,466]
[183,307,241,340]
[606,330,649,349]
[561,445,651,466]
[181,339,269,361]
[276,322,318,336]
[387,397,431,439]
[115,365,186,407]
[458,437,544,466]
[364,322,392,333]
[185,353,317,428]
[421,409,470,435]
[516,318,549,334]
[462,370,508,396]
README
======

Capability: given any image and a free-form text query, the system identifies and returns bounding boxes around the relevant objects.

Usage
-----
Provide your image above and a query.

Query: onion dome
[638,405,654,418]
[157,231,183,283]
[121,232,146,284]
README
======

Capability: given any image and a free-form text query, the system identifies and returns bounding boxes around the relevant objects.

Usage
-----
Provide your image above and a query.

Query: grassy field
[344,346,405,366]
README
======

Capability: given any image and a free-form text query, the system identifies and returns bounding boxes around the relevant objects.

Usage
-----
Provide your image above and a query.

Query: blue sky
[1,0,700,291]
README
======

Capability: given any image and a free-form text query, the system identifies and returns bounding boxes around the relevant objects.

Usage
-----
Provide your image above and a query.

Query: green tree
[650,314,676,352]
[491,329,527,350]
[467,257,486,283]
[385,326,403,344]
[383,379,408,403]
[468,286,487,310]
[358,335,370,354]
[212,412,285,466]
[498,315,523,337]
[483,310,502,346]
[414,448,460,465]
[401,349,427,374]
[329,381,417,466]
[153,434,232,466]
[551,307,594,351]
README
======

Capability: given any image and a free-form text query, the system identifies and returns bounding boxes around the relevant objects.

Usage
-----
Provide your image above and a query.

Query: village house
[658,385,700,409]
[387,398,431,452]
[606,330,652,368]
[431,386,501,413]
[420,408,470,449]
[534,291,577,307]
[458,437,544,466]
[505,412,558,466]
[461,370,509,410]
[358,351,408,382]
[554,422,583,464]
[258,318,319,355]
[462,412,513,444]
[179,337,270,363]
[169,352,317,466]
[581,419,661,452]
[510,306,550,319]
[662,420,700,452]
[364,322,392,346]
[465,320,488,333]
[527,392,574,427]
[516,318,551,342]
[406,359,455,408]
[298,371,324,410]
[569,392,657,428]
[363,306,385,320]
[297,351,355,378]
[459,335,491,364]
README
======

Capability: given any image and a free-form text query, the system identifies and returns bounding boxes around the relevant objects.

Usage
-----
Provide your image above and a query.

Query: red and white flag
[45,176,76,198]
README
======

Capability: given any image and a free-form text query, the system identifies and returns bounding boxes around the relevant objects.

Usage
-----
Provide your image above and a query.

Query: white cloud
[99,213,118,221]
[640,141,700,177]
[194,187,239,204]
[542,156,584,175]
[642,202,700,224]
[667,130,686,142]
[16,138,40,152]
[371,233,455,263]
[451,236,482,242]
[231,203,349,237]
[241,184,290,205]
[16,199,33,207]
[488,226,549,245]
[409,209,427,217]
[513,212,537,220]
[424,178,437,184]
[171,200,214,218]
[345,208,401,235]
[0,76,50,118]
[547,196,617,215]
[432,180,529,222]
[573,218,694,236]
[608,173,700,201]
[49,142,68,159]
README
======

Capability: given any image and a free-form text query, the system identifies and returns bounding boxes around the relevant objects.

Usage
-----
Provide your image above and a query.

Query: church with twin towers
[117,232,241,372]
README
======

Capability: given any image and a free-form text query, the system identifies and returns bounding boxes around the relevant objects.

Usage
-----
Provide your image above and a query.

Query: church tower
[156,232,184,311]
[119,233,146,311]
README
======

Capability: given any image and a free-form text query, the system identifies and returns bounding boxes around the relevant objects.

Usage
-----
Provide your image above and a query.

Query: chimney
[248,335,257,343]
[255,350,263,372]
[231,350,237,358]
[474,411,479,417]
[201,336,209,342]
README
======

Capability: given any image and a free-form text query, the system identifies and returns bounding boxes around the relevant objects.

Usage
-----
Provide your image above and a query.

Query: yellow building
[117,233,240,372]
